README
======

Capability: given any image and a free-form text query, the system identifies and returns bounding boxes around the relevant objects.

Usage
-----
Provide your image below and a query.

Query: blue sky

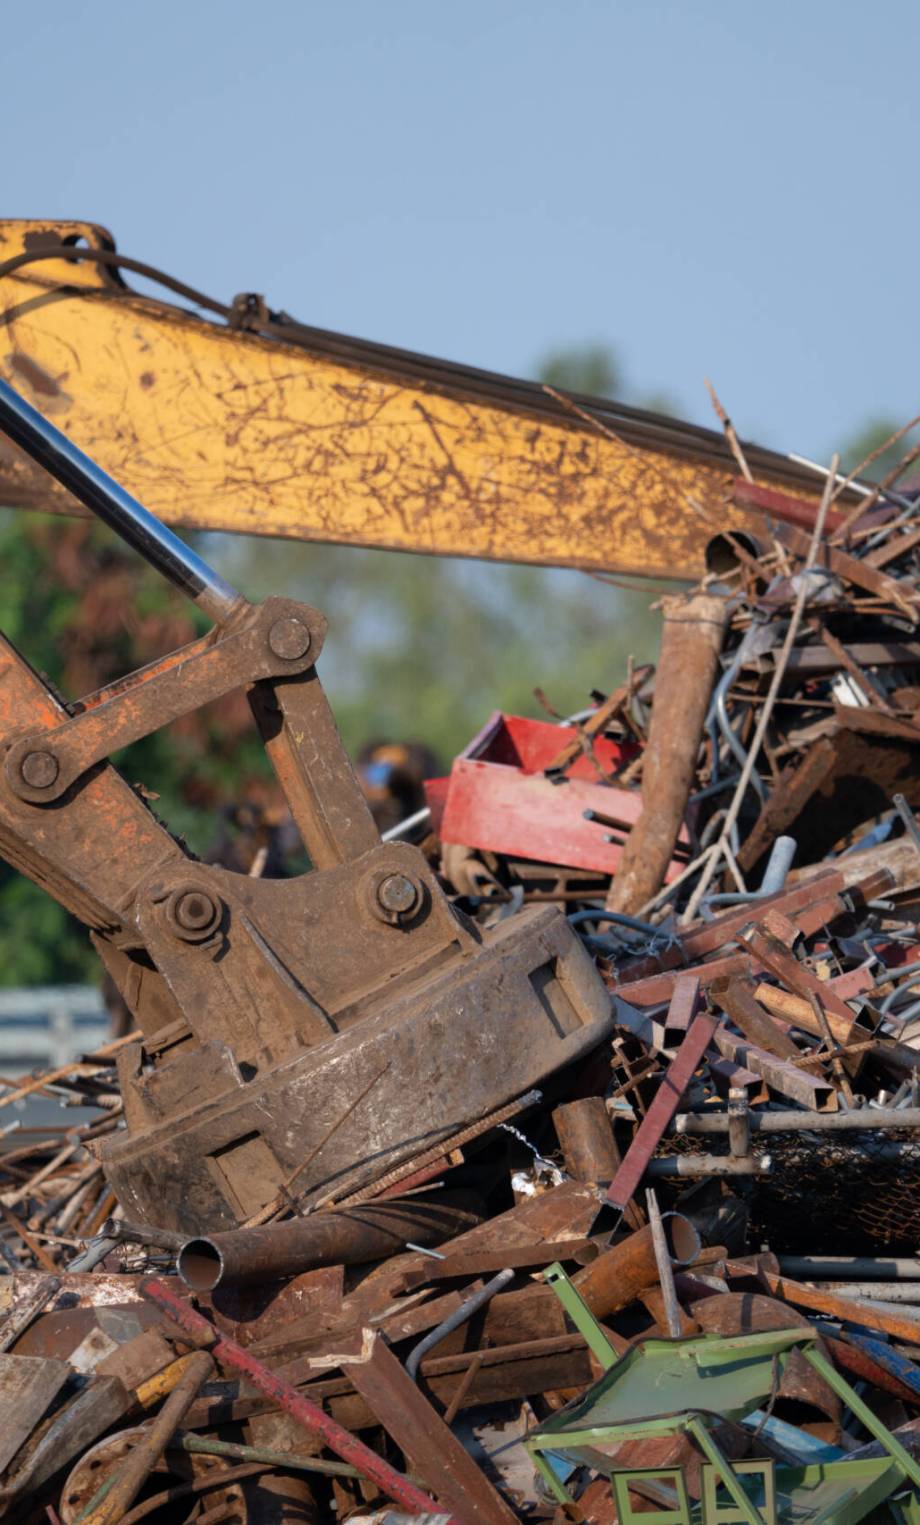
[5,1,918,458]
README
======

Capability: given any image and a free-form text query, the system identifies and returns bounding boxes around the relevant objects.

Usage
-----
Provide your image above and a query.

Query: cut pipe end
[661,1211,702,1266]
[178,1236,224,1291]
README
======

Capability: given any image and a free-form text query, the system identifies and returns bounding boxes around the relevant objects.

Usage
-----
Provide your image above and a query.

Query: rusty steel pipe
[178,1192,483,1291]
[606,592,729,914]
[571,1214,700,1321]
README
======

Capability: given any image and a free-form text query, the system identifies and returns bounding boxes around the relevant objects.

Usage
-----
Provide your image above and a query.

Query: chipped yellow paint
[0,220,820,580]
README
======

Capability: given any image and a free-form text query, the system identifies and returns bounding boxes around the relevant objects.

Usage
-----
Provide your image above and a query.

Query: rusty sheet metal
[140,1277,453,1519]
[4,1267,345,1354]
[827,1333,920,1408]
[183,1334,594,1433]
[0,220,837,581]
[736,738,840,874]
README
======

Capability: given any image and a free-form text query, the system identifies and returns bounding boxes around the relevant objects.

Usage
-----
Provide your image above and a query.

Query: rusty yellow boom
[0,219,832,580]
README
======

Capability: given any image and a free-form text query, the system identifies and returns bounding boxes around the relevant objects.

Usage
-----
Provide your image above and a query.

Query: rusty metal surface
[341,1333,518,1524]
[0,1353,71,1473]
[178,1193,484,1290]
[605,1012,720,1213]
[58,1425,251,1525]
[571,1218,700,1321]
[140,1277,449,1518]
[607,594,729,913]
[4,224,920,1523]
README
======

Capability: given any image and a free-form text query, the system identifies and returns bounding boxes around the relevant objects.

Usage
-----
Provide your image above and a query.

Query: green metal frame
[527,1262,920,1523]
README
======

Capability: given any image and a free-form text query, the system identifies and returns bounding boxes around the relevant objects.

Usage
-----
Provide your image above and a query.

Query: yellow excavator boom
[0,219,832,580]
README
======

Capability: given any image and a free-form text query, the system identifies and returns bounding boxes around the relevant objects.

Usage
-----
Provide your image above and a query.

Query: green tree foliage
[537,343,623,399]
[535,340,678,417]
[210,537,661,767]
[840,417,913,486]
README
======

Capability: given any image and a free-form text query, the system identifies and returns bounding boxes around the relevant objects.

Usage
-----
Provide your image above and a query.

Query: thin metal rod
[646,1155,772,1178]
[141,1277,447,1519]
[405,1268,515,1381]
[779,1256,920,1280]
[683,458,838,921]
[80,1349,214,1524]
[674,1106,920,1135]
[0,378,240,623]
[797,1283,920,1303]
[645,1187,682,1336]
[894,793,920,862]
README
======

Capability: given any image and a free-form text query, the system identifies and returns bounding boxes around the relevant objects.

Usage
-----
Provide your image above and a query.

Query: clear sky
[5,1,918,459]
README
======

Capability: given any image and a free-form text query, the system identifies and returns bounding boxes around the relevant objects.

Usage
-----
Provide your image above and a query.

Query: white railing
[0,986,109,1074]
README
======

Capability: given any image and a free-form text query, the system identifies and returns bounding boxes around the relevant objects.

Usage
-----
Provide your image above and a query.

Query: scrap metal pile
[3,393,920,1524]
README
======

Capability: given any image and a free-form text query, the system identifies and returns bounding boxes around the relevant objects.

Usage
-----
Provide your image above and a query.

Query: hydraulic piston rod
[0,377,240,622]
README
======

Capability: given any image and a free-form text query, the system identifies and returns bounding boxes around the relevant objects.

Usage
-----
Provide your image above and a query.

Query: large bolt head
[174,891,217,931]
[376,873,420,917]
[268,617,311,661]
[164,885,222,942]
[21,751,59,789]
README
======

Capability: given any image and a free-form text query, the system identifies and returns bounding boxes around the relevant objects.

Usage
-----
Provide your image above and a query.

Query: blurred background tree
[537,343,623,398]
[840,417,915,486]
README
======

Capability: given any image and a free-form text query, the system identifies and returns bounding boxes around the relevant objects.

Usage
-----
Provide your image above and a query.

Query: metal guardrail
[0,985,109,1073]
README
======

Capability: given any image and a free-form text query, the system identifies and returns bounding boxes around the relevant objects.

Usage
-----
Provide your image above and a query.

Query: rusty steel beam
[184,1333,594,1433]
[760,1270,920,1347]
[605,1009,720,1212]
[341,1333,518,1525]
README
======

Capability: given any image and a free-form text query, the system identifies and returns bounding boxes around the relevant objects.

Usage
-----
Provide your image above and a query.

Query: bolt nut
[165,885,222,942]
[375,872,420,919]
[268,617,311,661]
[20,751,59,790]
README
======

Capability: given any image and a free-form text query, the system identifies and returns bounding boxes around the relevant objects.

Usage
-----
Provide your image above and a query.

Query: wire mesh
[658,1127,920,1254]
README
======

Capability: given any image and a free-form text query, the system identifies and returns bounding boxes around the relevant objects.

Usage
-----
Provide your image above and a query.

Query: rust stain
[9,350,70,406]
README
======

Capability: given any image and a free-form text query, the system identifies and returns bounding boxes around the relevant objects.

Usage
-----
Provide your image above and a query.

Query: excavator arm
[0,219,840,581]
[0,378,613,1233]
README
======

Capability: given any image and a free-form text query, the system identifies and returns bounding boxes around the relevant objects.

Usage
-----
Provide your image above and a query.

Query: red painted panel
[428,712,688,877]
